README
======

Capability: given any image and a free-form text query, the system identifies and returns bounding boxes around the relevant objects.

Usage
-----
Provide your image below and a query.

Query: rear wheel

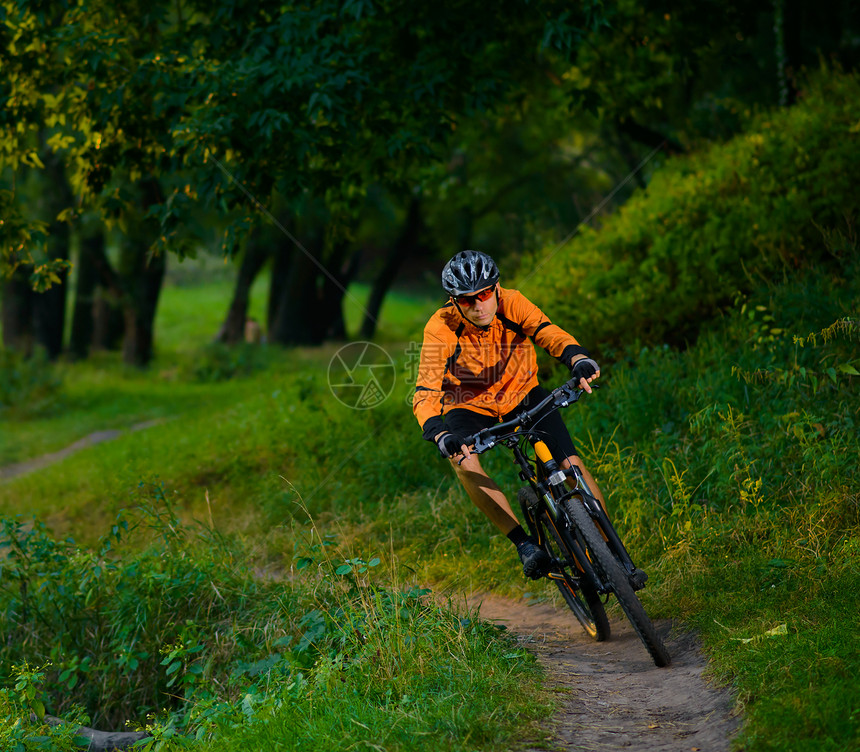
[564,495,671,667]
[518,488,610,641]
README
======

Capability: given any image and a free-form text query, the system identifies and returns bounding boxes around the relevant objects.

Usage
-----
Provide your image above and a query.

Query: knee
[561,455,584,471]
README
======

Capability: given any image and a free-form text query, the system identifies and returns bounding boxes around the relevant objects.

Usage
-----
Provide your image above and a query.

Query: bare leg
[450,453,520,534]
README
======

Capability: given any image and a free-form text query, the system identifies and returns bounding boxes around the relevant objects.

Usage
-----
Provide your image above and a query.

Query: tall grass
[577,259,860,751]
[0,489,549,751]
[2,234,858,749]
[2,277,553,750]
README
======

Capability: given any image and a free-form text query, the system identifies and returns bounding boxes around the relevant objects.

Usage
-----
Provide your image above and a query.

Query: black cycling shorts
[441,385,578,460]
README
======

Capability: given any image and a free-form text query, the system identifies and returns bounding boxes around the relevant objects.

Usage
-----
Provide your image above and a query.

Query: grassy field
[1,257,859,751]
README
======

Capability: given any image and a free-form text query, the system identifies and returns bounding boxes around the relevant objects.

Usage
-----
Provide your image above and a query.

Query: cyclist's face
[454,284,498,326]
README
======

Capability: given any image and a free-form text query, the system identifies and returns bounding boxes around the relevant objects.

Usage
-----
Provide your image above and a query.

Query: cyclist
[413,250,645,586]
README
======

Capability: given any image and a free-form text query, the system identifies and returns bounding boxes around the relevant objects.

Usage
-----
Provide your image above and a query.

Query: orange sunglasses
[454,286,496,307]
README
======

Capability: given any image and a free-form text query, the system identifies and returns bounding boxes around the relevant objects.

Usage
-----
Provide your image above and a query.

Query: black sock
[506,525,529,547]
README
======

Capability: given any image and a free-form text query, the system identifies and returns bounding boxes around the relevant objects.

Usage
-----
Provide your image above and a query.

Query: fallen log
[33,714,151,751]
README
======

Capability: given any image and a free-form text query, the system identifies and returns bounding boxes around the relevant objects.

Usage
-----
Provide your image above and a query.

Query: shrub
[177,342,269,382]
[0,484,545,750]
[0,348,62,413]
[0,486,288,729]
[520,67,860,353]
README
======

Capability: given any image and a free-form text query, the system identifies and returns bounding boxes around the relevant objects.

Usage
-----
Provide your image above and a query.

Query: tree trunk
[1,271,34,355]
[268,238,323,345]
[214,230,269,344]
[317,242,358,342]
[32,268,68,359]
[267,232,356,346]
[88,233,127,353]
[360,196,422,340]
[32,145,73,359]
[327,248,361,341]
[69,229,104,359]
[117,178,167,367]
[91,285,125,351]
[118,236,166,367]
[266,240,294,339]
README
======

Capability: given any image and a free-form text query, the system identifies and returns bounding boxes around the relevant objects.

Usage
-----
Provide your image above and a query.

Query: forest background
[1,1,859,751]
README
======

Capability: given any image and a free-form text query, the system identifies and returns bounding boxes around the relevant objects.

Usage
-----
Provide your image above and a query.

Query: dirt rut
[468,592,739,752]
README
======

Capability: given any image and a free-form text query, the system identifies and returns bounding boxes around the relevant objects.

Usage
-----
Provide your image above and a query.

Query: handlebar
[464,377,597,454]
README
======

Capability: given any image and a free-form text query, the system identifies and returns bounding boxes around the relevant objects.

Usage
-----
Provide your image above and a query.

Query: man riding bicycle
[413,250,645,585]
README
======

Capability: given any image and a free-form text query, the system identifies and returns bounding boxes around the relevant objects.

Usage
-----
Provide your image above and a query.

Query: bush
[0,483,546,750]
[0,348,61,413]
[0,489,279,729]
[177,342,269,382]
[520,67,860,353]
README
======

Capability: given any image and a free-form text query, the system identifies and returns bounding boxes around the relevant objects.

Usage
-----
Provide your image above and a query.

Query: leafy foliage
[0,662,88,751]
[0,483,546,749]
[522,68,860,352]
[573,255,860,750]
[0,0,608,267]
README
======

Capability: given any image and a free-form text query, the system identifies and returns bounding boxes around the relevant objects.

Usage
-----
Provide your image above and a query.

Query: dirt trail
[467,592,739,752]
[0,419,167,482]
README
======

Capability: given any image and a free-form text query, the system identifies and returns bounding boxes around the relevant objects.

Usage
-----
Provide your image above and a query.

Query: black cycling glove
[570,357,600,384]
[436,432,467,459]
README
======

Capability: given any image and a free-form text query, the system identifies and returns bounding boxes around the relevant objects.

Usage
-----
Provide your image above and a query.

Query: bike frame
[467,380,638,595]
[464,378,673,666]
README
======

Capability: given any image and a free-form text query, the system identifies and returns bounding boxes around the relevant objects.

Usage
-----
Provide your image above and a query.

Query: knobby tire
[518,488,610,641]
[564,496,672,667]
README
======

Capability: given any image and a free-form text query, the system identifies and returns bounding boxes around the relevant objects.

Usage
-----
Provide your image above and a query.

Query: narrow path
[0,419,167,482]
[467,592,739,752]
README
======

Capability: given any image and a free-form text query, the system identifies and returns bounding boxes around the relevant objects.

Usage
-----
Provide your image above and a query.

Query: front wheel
[564,496,671,667]
[518,488,610,641]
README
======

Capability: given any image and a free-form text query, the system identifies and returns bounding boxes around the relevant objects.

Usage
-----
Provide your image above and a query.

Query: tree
[2,1,197,363]
[6,0,856,359]
[3,0,614,353]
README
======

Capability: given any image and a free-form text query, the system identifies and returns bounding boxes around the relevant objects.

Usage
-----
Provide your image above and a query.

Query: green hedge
[519,67,860,352]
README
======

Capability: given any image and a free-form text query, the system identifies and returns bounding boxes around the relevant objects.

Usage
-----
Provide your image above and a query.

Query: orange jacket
[413,286,585,439]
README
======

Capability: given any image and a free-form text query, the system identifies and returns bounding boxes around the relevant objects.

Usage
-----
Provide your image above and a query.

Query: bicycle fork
[564,464,639,579]
[532,439,640,583]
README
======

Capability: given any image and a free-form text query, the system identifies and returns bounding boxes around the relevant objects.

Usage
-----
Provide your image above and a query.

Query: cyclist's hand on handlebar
[435,431,471,460]
[570,357,601,394]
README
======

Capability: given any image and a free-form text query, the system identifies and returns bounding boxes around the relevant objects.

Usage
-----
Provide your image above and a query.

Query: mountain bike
[464,378,671,667]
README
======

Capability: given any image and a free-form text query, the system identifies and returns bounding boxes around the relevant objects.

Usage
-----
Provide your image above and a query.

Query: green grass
[0,361,226,466]
[573,262,860,751]
[0,270,438,469]
[0,266,550,750]
[2,253,858,751]
[0,504,550,752]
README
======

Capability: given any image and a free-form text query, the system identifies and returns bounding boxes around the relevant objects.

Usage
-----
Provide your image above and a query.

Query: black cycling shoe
[516,540,551,580]
[629,568,649,591]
